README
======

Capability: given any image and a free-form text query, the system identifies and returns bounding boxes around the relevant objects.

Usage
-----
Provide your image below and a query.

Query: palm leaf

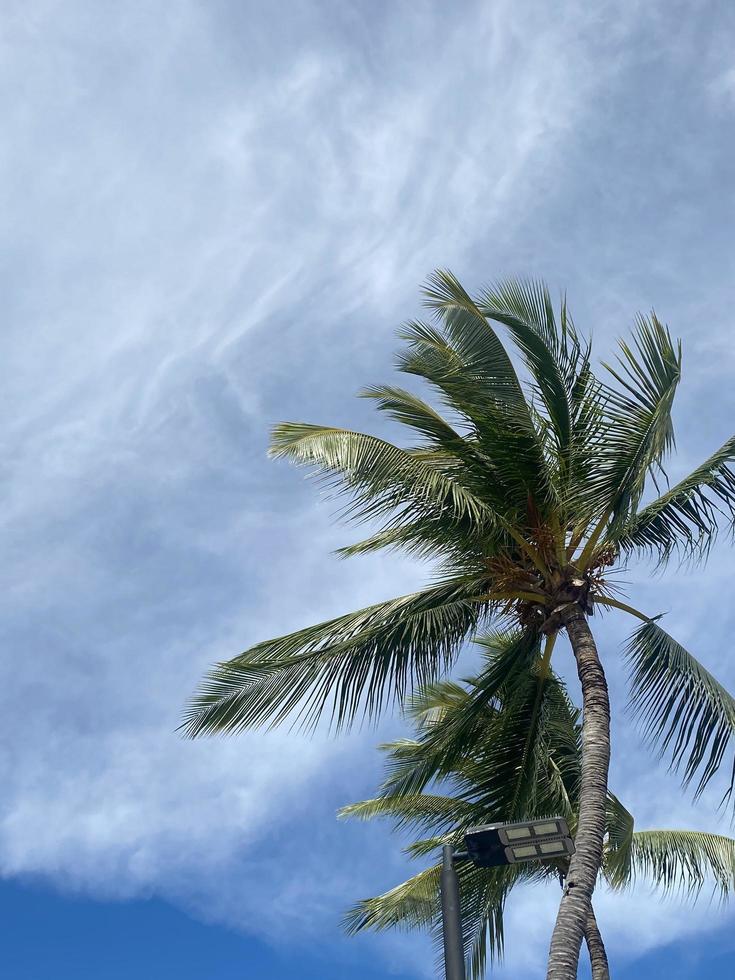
[333,514,498,567]
[376,630,542,799]
[380,641,580,832]
[477,279,576,463]
[359,384,467,448]
[590,314,681,527]
[360,384,524,519]
[604,792,635,887]
[462,665,580,824]
[338,793,476,835]
[621,830,735,899]
[269,422,493,530]
[344,855,538,979]
[406,271,554,508]
[344,863,439,934]
[182,576,490,736]
[626,621,735,801]
[421,270,532,417]
[334,525,427,560]
[614,434,735,561]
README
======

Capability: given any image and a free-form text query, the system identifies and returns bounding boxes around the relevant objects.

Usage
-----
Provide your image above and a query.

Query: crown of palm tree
[183,270,735,809]
[339,632,735,980]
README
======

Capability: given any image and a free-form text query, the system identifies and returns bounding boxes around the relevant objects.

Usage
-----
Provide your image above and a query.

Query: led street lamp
[464,817,574,867]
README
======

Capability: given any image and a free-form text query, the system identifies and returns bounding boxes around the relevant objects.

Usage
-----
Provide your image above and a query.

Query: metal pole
[440,844,466,980]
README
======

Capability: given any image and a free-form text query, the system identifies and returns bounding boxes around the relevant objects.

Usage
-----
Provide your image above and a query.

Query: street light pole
[438,820,574,979]
[440,844,466,980]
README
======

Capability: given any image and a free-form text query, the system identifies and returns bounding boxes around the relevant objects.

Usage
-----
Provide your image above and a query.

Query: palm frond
[589,314,681,527]
[333,515,496,566]
[344,855,538,979]
[182,576,490,736]
[377,630,542,799]
[623,830,735,899]
[338,793,476,835]
[400,271,554,509]
[604,792,635,887]
[395,318,506,436]
[379,648,580,837]
[269,422,493,531]
[626,621,735,802]
[344,864,439,934]
[360,383,530,524]
[614,434,735,562]
[334,525,425,560]
[360,384,467,447]
[462,664,580,824]
[477,279,576,462]
[402,677,473,726]
[421,270,531,417]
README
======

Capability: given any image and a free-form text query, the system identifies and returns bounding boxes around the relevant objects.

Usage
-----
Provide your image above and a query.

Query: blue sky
[3,0,735,977]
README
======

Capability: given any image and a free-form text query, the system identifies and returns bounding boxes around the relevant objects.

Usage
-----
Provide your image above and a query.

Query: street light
[465,817,574,867]
[440,818,575,980]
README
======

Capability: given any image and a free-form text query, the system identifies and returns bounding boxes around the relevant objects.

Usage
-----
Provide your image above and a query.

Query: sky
[2,0,735,977]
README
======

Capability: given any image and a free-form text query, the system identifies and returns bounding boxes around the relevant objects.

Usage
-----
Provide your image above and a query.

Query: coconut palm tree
[340,632,735,980]
[183,272,735,979]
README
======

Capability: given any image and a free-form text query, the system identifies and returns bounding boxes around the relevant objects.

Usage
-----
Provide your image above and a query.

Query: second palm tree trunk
[584,906,610,980]
[546,607,611,980]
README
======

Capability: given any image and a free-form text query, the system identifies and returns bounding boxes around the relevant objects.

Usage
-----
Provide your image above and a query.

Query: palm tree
[183,272,735,979]
[340,632,735,980]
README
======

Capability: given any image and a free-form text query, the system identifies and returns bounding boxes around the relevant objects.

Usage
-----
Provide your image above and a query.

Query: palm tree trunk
[546,606,611,980]
[584,905,610,980]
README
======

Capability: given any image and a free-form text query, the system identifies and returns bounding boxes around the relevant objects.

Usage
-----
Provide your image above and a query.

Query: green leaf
[478,279,575,462]
[182,576,490,736]
[343,863,439,934]
[338,793,476,835]
[359,384,467,447]
[604,792,635,887]
[625,621,735,801]
[421,270,531,417]
[377,630,543,800]
[401,271,555,510]
[599,314,681,518]
[269,422,493,530]
[462,661,580,824]
[623,830,735,899]
[614,434,735,562]
[344,855,538,979]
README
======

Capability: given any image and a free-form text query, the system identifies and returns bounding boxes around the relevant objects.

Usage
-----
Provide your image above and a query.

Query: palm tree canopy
[340,637,735,978]
[183,271,735,803]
